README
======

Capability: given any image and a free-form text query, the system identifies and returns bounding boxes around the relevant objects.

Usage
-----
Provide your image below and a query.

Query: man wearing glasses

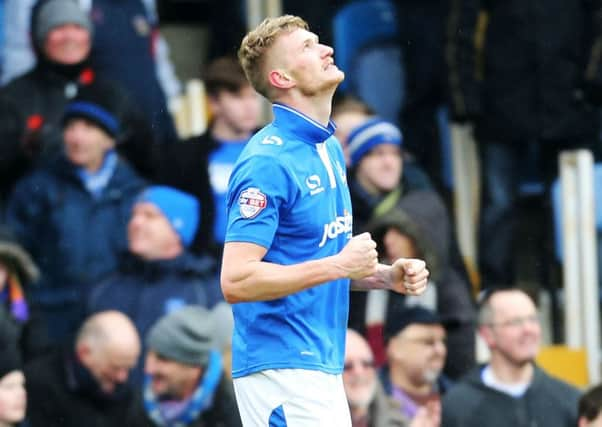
[381,306,450,424]
[442,288,580,427]
[343,328,440,427]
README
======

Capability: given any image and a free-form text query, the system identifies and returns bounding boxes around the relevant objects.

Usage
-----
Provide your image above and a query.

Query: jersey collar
[272,103,336,144]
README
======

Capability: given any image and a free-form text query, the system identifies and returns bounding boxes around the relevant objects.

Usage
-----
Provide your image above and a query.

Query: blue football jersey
[225,103,352,378]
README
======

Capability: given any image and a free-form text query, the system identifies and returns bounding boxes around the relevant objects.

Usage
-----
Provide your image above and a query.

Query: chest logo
[318,209,353,248]
[306,175,324,196]
[238,187,267,219]
[261,135,283,146]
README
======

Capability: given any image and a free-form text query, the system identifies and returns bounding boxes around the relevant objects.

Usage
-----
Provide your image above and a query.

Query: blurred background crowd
[0,0,602,426]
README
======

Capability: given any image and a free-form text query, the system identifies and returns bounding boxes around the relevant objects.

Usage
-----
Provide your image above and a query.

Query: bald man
[24,311,140,427]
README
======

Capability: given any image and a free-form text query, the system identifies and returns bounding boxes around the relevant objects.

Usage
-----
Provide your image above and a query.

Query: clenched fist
[390,258,429,296]
[335,232,378,280]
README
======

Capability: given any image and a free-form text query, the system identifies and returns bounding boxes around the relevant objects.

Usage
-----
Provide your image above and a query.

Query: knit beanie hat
[137,186,201,247]
[34,0,92,48]
[0,226,39,283]
[62,84,121,138]
[146,306,215,366]
[383,306,442,343]
[347,117,402,167]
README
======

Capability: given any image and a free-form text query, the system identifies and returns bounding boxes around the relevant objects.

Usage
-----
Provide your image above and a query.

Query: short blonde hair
[238,15,309,99]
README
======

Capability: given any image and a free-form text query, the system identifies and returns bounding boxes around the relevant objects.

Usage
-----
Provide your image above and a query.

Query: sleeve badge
[238,187,267,219]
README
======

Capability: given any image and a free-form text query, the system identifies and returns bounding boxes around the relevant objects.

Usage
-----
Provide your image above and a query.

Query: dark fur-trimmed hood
[0,227,39,283]
[365,190,451,282]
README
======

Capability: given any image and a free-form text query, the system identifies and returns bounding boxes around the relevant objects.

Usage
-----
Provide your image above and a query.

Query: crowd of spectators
[0,0,601,426]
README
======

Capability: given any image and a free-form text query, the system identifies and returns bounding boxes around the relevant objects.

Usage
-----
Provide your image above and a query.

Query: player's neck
[275,90,333,127]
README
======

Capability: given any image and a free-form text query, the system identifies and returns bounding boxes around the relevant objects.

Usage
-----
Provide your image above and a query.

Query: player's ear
[269,69,295,89]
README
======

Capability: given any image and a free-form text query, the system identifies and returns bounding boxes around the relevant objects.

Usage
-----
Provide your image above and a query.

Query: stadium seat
[332,0,404,125]
[536,345,589,388]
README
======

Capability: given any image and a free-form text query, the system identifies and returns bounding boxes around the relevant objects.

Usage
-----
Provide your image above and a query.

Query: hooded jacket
[350,190,476,378]
[0,226,50,362]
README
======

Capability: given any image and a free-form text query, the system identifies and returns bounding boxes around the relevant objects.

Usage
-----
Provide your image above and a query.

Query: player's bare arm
[221,233,379,303]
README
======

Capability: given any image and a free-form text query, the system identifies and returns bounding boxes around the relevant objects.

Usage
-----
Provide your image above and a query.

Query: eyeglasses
[487,314,539,329]
[344,359,375,371]
[404,337,447,348]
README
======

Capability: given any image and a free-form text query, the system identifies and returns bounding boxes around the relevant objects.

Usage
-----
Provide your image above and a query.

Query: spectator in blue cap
[133,185,201,250]
[348,117,403,168]
[346,116,476,381]
[87,185,222,384]
[5,82,146,345]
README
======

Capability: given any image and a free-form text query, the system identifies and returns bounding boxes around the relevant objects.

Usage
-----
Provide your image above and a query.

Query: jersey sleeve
[224,154,294,249]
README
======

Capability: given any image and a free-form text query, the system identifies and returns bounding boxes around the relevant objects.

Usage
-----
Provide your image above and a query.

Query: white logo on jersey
[238,187,267,219]
[305,174,324,196]
[261,135,283,146]
[318,210,353,248]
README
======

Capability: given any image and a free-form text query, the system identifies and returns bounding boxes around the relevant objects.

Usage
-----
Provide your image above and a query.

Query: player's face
[343,332,377,410]
[44,23,91,65]
[128,203,180,259]
[482,292,541,367]
[0,371,26,425]
[63,119,115,172]
[356,143,402,193]
[210,85,261,136]
[274,28,344,96]
[387,324,447,386]
[145,351,202,399]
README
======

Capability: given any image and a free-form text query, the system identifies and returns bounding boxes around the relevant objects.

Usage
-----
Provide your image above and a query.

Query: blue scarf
[143,351,222,427]
[76,150,118,198]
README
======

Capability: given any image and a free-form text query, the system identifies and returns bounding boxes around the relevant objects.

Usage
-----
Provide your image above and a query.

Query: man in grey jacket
[442,288,580,427]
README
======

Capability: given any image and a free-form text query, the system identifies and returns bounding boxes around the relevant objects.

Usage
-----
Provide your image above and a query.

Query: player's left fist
[391,258,429,296]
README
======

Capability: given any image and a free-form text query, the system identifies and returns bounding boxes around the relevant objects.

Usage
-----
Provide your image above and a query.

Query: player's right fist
[336,232,378,280]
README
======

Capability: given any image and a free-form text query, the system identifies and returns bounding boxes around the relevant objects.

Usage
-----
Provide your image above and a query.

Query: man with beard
[442,289,580,427]
[222,15,430,426]
[127,306,241,427]
[382,307,448,424]
[23,310,140,427]
[344,328,439,427]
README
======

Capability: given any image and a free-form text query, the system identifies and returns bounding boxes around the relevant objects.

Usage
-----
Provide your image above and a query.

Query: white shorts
[233,369,352,427]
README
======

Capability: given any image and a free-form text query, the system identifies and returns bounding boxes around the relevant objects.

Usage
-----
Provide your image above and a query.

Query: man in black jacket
[24,310,140,427]
[447,0,602,289]
[0,0,155,216]
[156,56,261,257]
